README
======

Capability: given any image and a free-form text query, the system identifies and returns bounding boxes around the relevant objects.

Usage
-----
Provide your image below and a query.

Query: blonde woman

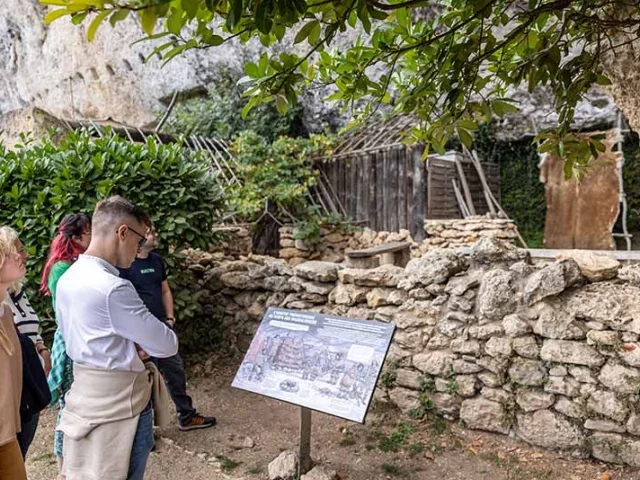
[0,226,28,480]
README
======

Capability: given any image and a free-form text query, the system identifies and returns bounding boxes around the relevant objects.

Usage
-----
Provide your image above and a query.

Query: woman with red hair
[40,213,91,474]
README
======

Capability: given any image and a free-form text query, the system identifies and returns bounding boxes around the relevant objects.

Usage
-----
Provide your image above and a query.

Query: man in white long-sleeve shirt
[56,196,178,480]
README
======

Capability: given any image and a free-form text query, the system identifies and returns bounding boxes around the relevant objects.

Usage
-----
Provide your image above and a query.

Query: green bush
[228,131,332,224]
[164,64,305,142]
[0,130,224,345]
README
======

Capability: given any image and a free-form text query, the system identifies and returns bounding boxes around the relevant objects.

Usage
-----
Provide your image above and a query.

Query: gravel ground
[23,366,640,480]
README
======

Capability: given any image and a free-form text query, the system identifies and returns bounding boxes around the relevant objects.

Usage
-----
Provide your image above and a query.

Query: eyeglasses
[118,225,147,248]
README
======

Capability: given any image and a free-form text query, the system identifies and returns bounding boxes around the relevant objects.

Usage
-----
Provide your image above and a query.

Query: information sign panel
[232,307,395,423]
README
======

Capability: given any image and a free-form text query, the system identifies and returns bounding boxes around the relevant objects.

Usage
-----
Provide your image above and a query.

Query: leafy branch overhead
[41,0,640,175]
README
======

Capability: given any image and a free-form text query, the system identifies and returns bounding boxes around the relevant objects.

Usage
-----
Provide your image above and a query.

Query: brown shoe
[178,414,217,431]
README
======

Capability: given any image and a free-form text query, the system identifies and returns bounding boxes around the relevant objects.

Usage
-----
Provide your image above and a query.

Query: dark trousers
[17,411,40,459]
[155,353,196,425]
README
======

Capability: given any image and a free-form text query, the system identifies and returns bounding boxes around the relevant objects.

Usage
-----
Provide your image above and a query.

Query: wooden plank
[376,152,384,231]
[390,148,400,232]
[336,159,344,211]
[368,154,376,229]
[397,148,407,231]
[361,154,370,226]
[352,156,359,219]
[406,147,414,234]
[348,241,412,257]
[412,146,426,240]
[381,150,389,231]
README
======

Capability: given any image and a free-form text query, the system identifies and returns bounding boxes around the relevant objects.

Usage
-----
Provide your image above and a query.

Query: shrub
[228,131,332,223]
[0,130,224,344]
[164,64,305,142]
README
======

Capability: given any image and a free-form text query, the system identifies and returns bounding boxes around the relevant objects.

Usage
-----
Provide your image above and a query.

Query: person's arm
[161,280,175,327]
[107,281,178,358]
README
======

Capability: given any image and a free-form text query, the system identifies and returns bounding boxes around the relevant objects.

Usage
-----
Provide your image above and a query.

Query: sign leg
[299,407,312,476]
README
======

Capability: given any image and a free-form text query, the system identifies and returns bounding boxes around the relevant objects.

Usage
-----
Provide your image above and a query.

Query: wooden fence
[315,147,500,240]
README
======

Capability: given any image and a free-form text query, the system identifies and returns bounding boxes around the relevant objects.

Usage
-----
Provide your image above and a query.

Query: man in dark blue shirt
[118,225,216,431]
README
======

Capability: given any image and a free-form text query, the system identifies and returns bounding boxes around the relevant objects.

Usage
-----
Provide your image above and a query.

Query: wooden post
[299,407,312,476]
[412,145,426,241]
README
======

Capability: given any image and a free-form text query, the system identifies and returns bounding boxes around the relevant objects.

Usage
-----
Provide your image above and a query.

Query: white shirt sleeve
[106,281,179,358]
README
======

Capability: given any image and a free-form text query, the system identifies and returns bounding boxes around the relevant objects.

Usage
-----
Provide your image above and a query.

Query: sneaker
[178,414,217,431]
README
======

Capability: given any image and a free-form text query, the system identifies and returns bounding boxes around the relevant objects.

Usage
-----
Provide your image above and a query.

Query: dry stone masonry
[186,238,640,466]
[278,217,517,265]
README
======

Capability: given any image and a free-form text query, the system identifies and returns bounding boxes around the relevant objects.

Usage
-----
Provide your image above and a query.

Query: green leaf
[227,0,243,31]
[140,8,158,36]
[44,8,71,25]
[109,9,129,27]
[457,128,473,148]
[167,7,185,35]
[87,10,110,42]
[294,20,318,44]
[275,96,288,114]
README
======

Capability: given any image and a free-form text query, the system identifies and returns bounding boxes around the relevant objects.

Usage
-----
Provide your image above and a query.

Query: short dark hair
[92,196,150,235]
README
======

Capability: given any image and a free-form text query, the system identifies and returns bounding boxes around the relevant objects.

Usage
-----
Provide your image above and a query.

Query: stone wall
[185,238,640,466]
[278,225,417,265]
[278,218,516,265]
[424,217,518,249]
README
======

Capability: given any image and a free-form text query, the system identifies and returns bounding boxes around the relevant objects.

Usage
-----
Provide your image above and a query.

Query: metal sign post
[299,407,312,476]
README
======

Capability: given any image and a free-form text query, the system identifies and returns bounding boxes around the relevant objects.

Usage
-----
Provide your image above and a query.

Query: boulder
[366,288,408,308]
[468,322,504,339]
[412,351,456,376]
[398,250,468,290]
[522,262,568,306]
[460,398,511,434]
[515,388,555,412]
[555,250,620,282]
[503,314,532,337]
[590,433,640,467]
[587,390,629,422]
[584,419,626,433]
[484,337,513,358]
[294,261,343,282]
[445,270,483,296]
[328,284,368,306]
[627,413,640,436]
[471,237,530,265]
[554,396,585,419]
[388,387,420,412]
[516,410,585,449]
[395,369,422,390]
[301,466,337,480]
[533,308,585,340]
[476,270,517,323]
[540,340,605,367]
[598,361,640,394]
[338,265,404,287]
[508,358,546,386]
[268,451,299,480]
[544,376,581,397]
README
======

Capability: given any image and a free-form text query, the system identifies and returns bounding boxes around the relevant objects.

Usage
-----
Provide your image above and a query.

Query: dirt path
[25,364,640,480]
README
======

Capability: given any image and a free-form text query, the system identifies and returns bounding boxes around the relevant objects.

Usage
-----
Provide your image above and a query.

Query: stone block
[587,390,629,422]
[516,388,555,412]
[460,398,511,434]
[508,358,546,386]
[516,410,585,449]
[540,340,605,367]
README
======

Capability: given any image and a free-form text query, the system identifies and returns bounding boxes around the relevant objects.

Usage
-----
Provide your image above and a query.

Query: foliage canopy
[42,0,639,175]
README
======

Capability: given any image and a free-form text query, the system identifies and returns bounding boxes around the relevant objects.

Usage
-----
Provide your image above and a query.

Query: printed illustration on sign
[232,307,395,423]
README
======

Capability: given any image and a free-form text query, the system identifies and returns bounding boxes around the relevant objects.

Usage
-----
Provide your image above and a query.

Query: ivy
[475,124,546,248]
